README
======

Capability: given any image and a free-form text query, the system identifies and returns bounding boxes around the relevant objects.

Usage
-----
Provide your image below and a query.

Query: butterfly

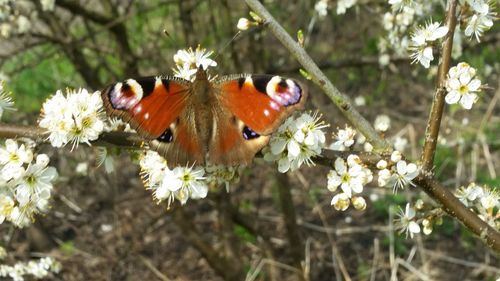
[101,67,307,166]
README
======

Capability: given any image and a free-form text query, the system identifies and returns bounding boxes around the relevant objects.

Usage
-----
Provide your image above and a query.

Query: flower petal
[445,91,461,104]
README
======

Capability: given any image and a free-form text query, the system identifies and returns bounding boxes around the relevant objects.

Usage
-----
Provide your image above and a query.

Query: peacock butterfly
[101,67,307,166]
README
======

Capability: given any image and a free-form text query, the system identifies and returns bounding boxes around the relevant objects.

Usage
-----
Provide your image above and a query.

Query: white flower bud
[352,196,367,210]
[331,193,350,211]
[391,150,402,162]
[237,18,252,31]
[376,160,387,169]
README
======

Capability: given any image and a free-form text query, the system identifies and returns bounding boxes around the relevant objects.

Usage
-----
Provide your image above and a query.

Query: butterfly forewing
[102,76,205,164]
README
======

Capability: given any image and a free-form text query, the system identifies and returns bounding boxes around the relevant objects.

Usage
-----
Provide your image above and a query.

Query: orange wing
[217,75,307,135]
[209,75,307,164]
[102,76,205,165]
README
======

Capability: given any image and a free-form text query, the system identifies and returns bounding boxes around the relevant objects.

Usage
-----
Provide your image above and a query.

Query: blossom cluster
[328,116,395,153]
[378,1,435,66]
[263,112,327,173]
[139,151,208,208]
[455,183,499,228]
[0,139,57,228]
[459,0,495,41]
[376,151,419,192]
[409,21,448,68]
[445,62,482,110]
[327,155,372,211]
[39,88,105,149]
[172,46,217,81]
[0,251,61,281]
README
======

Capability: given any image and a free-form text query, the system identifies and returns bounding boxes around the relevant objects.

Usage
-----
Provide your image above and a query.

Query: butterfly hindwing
[209,110,270,165]
[102,76,204,164]
[217,75,307,135]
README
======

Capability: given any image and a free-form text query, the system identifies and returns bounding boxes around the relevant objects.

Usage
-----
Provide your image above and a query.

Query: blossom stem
[421,0,459,172]
[245,0,391,153]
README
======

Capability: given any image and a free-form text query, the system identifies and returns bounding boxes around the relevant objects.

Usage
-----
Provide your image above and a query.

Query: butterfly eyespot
[109,79,144,110]
[157,128,173,143]
[242,126,259,140]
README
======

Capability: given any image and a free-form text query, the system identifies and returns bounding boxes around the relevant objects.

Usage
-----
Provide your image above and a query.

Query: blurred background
[0,0,499,280]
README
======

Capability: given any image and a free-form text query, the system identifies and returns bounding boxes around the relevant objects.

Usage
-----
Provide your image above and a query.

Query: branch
[1,121,499,250]
[243,0,500,252]
[275,171,305,277]
[421,0,459,172]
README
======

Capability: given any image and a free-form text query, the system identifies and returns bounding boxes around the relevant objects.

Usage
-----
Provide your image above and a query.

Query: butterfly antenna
[212,31,242,62]
[163,29,178,47]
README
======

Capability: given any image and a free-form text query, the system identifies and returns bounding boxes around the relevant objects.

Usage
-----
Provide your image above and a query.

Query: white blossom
[455,183,499,227]
[411,22,448,46]
[395,203,421,238]
[377,168,392,187]
[0,140,57,228]
[409,22,448,68]
[314,0,328,17]
[463,0,495,41]
[327,155,372,211]
[393,137,408,151]
[139,151,208,208]
[264,112,327,173]
[0,253,60,280]
[0,139,32,181]
[173,46,217,79]
[374,114,391,132]
[173,63,198,81]
[331,192,350,211]
[409,45,434,68]
[336,0,357,15]
[456,183,484,206]
[329,125,356,151]
[39,88,105,148]
[14,154,57,208]
[391,160,419,192]
[445,62,481,109]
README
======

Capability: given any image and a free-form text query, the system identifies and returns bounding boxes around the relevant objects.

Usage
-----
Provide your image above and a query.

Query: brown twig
[420,0,459,172]
[274,171,305,278]
[172,208,245,281]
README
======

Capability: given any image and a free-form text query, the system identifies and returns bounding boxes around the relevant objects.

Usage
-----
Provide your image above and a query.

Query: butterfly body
[102,68,307,166]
